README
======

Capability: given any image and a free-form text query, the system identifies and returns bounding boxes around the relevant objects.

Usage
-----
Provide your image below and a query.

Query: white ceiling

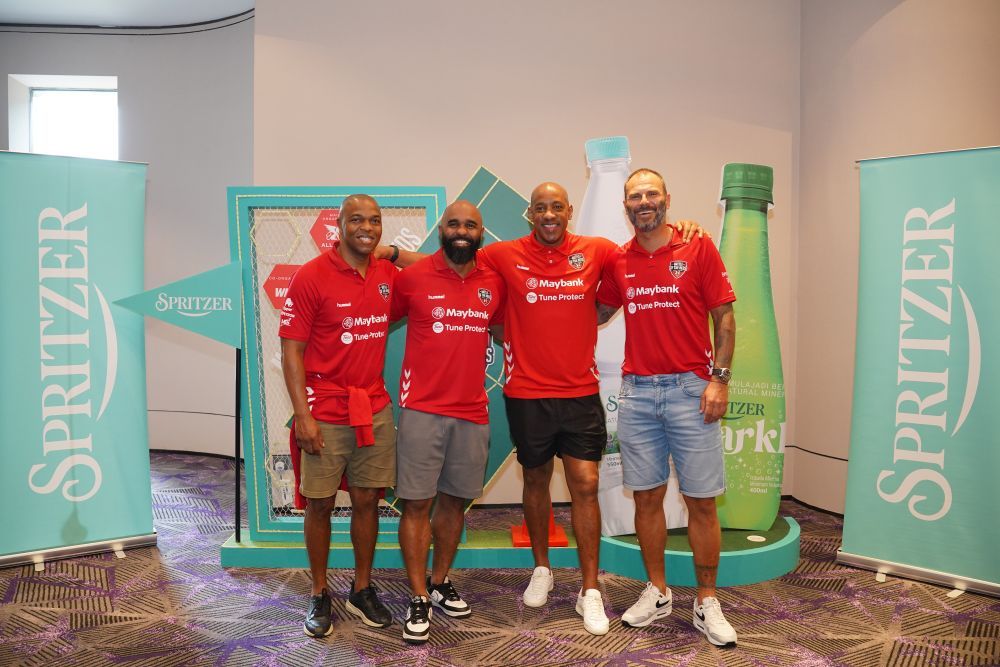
[0,0,253,28]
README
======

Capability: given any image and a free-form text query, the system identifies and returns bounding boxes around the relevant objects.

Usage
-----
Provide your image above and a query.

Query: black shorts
[503,393,607,469]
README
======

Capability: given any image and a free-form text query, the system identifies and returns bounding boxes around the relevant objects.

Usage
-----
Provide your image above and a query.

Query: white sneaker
[693,596,737,647]
[522,566,554,608]
[575,588,610,636]
[621,582,672,628]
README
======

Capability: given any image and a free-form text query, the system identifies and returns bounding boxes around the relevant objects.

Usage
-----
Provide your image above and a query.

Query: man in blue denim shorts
[596,168,739,647]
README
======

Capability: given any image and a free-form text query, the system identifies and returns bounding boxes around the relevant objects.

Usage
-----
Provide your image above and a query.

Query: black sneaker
[303,589,334,638]
[427,576,472,618]
[346,581,393,628]
[403,595,432,645]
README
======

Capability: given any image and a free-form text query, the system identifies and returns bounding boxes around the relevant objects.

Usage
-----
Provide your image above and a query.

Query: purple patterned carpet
[1,451,998,666]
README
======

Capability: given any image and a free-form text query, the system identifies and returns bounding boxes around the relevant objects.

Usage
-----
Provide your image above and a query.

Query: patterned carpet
[1,451,998,666]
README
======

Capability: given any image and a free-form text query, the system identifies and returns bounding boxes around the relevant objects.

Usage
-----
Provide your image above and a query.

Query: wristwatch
[710,367,732,384]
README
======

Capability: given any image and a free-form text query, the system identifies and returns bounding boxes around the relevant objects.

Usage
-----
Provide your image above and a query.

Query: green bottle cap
[721,163,774,203]
[585,136,630,162]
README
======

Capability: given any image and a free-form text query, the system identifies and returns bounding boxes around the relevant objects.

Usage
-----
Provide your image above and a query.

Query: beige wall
[1,22,254,457]
[795,0,1000,511]
[254,0,801,503]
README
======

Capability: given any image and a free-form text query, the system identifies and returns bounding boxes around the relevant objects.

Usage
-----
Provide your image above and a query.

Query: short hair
[340,193,380,215]
[624,168,667,197]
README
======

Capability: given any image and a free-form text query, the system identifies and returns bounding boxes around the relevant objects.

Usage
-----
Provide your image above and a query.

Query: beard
[441,233,482,264]
[627,200,668,233]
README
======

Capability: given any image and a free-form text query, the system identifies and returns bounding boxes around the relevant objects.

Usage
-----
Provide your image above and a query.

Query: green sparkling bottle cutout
[715,163,785,531]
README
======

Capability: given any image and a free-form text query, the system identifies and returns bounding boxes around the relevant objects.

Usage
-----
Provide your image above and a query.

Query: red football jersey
[597,229,735,379]
[390,250,506,423]
[278,244,397,423]
[479,232,618,398]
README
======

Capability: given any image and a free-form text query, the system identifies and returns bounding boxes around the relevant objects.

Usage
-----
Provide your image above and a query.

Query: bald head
[440,199,482,227]
[527,181,572,246]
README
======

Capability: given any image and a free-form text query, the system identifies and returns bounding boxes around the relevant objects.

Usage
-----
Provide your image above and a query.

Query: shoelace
[638,583,663,607]
[409,597,430,622]
[434,580,461,601]
[527,571,550,595]
[580,594,604,620]
[700,598,726,623]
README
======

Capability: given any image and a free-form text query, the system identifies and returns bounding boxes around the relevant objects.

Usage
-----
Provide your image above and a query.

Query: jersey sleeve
[596,249,623,308]
[389,267,411,322]
[279,265,318,341]
[699,239,737,309]
[477,243,500,271]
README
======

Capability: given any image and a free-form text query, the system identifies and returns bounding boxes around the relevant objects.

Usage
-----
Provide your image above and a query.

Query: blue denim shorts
[617,373,726,498]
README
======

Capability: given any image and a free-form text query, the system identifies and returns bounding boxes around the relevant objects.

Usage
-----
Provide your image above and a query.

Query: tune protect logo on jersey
[33,203,112,502]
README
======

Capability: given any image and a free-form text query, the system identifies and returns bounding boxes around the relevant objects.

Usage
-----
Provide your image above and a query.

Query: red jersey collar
[326,241,375,273]
[527,230,575,255]
[624,226,683,256]
[430,248,482,277]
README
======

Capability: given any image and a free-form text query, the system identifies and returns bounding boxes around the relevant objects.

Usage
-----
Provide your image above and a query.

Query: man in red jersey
[381,182,701,636]
[596,169,738,647]
[280,194,396,638]
[389,200,505,645]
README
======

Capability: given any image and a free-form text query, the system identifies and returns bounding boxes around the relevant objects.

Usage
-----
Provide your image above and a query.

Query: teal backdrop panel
[228,187,446,541]
[843,147,1000,590]
[0,152,154,561]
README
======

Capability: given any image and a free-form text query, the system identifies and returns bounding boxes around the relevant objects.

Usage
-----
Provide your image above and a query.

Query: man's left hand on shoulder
[671,219,713,244]
[700,379,728,423]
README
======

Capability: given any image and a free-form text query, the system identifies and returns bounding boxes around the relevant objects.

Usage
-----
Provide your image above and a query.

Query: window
[30,88,118,160]
[8,74,118,160]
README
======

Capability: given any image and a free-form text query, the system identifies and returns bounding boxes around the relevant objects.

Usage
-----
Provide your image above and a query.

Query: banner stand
[0,533,157,570]
[235,348,243,543]
[837,549,1000,598]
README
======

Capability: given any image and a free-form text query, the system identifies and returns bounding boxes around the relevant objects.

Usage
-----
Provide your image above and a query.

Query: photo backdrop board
[839,146,1000,596]
[0,152,155,567]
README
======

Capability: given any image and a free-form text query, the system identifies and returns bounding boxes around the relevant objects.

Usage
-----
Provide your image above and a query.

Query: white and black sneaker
[693,596,737,647]
[621,582,672,628]
[403,595,432,645]
[427,576,472,618]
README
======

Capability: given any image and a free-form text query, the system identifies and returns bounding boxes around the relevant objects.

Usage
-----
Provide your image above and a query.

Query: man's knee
[634,486,666,511]
[523,461,554,488]
[402,497,434,517]
[684,495,718,520]
[305,495,337,516]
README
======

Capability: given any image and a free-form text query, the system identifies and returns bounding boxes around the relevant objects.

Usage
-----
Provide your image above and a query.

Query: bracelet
[388,244,400,264]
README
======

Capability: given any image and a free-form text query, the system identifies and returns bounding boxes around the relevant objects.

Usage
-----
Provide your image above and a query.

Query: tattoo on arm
[709,303,735,368]
[596,302,620,325]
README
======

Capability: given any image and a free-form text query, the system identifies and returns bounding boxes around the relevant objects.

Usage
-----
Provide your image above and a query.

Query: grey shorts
[299,405,396,498]
[395,408,490,501]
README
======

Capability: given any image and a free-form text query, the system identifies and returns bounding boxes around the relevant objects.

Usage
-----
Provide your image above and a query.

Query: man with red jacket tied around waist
[280,193,397,638]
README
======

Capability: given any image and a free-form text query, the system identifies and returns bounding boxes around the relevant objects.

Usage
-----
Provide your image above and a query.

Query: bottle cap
[721,163,773,203]
[585,136,630,162]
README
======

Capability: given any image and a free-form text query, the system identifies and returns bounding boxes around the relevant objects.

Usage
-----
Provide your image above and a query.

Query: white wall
[254,0,801,503]
[795,0,1000,511]
[1,21,254,456]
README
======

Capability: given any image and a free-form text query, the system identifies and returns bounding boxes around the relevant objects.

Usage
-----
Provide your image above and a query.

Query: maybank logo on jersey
[33,202,113,502]
[154,294,233,318]
[537,278,584,289]
[877,198,980,522]
[629,284,680,298]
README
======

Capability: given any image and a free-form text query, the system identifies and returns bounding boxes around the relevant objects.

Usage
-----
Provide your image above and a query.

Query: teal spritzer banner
[117,261,243,349]
[0,152,154,562]
[842,147,1000,592]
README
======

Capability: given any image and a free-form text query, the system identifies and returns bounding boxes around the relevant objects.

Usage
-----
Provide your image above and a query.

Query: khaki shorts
[299,405,396,498]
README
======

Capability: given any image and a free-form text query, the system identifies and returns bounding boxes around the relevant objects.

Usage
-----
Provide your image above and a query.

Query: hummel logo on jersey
[516,264,530,271]
[427,294,445,300]
[624,273,636,279]
[478,288,492,306]
[336,302,351,307]
[379,283,391,300]
[669,260,688,278]
[568,252,585,270]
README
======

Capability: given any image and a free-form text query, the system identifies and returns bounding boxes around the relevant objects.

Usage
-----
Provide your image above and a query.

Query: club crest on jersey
[669,260,688,279]
[478,288,493,306]
[378,283,391,301]
[568,253,585,270]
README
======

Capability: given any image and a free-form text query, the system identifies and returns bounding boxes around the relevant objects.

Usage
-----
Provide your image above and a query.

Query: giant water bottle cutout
[577,136,687,535]
[715,163,786,531]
